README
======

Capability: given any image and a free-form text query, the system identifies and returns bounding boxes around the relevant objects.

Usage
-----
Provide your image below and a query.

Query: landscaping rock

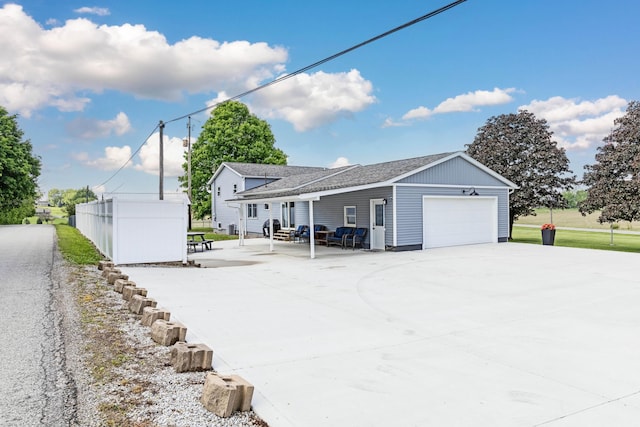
[98,260,114,271]
[128,294,157,315]
[150,319,187,346]
[122,286,147,302]
[201,373,254,417]
[101,267,119,278]
[170,342,213,373]
[107,272,128,285]
[114,279,136,294]
[141,307,170,327]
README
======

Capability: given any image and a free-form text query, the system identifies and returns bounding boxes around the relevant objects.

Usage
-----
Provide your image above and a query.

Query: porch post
[238,205,245,247]
[309,200,315,259]
[269,203,274,252]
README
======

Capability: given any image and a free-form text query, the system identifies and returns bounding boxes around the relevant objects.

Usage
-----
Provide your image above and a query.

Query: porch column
[238,206,245,247]
[268,203,274,252]
[309,200,315,259]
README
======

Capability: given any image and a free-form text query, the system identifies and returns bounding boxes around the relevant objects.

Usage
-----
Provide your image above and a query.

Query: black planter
[541,229,556,245]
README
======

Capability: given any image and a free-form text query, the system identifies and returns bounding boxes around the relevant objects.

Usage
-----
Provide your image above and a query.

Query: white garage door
[422,196,498,249]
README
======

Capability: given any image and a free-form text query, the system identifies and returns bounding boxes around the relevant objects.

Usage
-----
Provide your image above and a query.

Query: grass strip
[512,226,640,253]
[54,224,103,264]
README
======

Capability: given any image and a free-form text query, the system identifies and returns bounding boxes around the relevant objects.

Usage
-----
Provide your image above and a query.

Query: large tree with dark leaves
[0,106,41,224]
[579,101,640,224]
[180,101,287,219]
[466,110,576,238]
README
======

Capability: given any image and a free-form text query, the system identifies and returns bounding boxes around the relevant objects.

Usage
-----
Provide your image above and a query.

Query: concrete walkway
[121,241,640,426]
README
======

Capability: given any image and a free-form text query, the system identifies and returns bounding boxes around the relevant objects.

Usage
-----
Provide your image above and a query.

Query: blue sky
[3,0,639,198]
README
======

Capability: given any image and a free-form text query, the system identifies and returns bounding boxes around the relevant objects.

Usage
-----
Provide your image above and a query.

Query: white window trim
[247,203,258,219]
[344,205,356,226]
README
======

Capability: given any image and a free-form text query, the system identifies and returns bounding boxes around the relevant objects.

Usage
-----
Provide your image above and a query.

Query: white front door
[370,199,386,250]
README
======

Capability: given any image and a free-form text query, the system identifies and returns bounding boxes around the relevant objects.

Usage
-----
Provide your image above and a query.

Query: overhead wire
[97,0,468,189]
[165,0,467,125]
[97,123,159,188]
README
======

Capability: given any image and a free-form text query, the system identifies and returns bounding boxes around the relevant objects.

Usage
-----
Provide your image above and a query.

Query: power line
[97,123,160,188]
[164,0,468,124]
[98,0,468,189]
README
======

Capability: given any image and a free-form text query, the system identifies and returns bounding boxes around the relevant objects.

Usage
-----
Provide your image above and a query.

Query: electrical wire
[164,0,468,124]
[97,123,159,188]
[97,0,468,189]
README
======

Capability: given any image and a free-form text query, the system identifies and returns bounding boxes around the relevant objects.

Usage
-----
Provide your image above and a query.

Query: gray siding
[212,168,242,230]
[245,177,278,190]
[311,187,393,248]
[399,156,507,186]
[395,185,510,246]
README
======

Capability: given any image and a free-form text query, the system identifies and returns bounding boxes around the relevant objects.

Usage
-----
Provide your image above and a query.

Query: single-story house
[208,162,327,234]
[210,151,518,257]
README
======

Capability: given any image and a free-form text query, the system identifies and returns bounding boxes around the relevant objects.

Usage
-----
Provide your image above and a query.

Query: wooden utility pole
[159,120,164,200]
[187,116,192,229]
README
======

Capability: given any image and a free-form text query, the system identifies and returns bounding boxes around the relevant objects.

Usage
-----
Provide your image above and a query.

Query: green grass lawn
[512,225,640,253]
[516,208,640,231]
[189,227,238,241]
[54,224,103,265]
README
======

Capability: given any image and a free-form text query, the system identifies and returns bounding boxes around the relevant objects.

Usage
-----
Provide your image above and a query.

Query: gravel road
[0,225,77,426]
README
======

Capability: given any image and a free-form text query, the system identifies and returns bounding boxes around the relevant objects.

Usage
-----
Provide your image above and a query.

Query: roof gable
[208,162,326,185]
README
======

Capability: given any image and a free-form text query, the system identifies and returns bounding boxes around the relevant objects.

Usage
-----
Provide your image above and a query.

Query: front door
[370,199,386,251]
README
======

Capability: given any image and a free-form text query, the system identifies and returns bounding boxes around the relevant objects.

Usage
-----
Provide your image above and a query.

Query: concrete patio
[120,240,640,426]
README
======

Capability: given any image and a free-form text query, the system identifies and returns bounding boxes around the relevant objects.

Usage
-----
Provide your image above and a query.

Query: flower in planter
[541,223,555,230]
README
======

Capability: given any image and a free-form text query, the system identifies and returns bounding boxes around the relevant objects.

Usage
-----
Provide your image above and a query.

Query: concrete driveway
[121,241,640,426]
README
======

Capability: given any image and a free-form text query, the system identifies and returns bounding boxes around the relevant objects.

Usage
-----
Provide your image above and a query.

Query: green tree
[63,187,97,216]
[562,189,587,209]
[0,106,41,224]
[180,101,287,219]
[466,110,576,238]
[48,188,65,207]
[579,101,640,224]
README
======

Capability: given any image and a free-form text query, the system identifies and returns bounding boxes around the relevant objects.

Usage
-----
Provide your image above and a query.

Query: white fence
[76,197,189,265]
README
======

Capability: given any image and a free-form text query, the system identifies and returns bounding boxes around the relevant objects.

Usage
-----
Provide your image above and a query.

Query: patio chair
[292,225,309,242]
[326,227,355,248]
[300,224,326,243]
[344,227,368,250]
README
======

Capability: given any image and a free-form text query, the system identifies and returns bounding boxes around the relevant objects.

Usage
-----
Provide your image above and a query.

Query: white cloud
[0,4,288,116]
[519,95,627,150]
[135,133,187,177]
[329,157,351,168]
[402,106,433,120]
[74,6,110,16]
[74,132,186,175]
[401,88,516,121]
[250,69,376,131]
[66,112,132,139]
[381,117,409,128]
[75,145,133,170]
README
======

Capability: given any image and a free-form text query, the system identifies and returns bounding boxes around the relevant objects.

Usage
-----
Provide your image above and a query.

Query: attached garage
[422,196,498,249]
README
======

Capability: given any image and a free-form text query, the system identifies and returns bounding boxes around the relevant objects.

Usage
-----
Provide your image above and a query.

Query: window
[247,203,258,219]
[344,206,356,226]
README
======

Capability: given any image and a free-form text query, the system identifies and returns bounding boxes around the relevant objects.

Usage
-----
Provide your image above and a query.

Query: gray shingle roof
[234,152,456,200]
[224,162,325,178]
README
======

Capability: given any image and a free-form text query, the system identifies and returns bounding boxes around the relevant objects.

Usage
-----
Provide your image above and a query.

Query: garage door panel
[423,197,497,249]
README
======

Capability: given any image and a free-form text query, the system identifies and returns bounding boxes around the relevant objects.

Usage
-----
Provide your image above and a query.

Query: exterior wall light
[462,187,479,196]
